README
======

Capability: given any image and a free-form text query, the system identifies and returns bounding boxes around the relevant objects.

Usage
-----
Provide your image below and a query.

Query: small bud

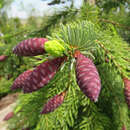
[74,50,81,58]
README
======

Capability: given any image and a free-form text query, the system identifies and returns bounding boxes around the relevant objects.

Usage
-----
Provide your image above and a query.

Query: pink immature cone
[23,57,65,93]
[41,91,66,114]
[76,53,101,102]
[123,77,130,108]
[13,38,48,56]
[0,55,8,62]
[22,128,30,130]
[11,70,32,90]
[122,125,126,130]
[3,112,14,121]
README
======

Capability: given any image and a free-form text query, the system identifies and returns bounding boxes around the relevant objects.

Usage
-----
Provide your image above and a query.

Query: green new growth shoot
[44,40,70,57]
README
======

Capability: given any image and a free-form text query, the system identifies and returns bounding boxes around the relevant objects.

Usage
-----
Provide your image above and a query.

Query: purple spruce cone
[13,38,48,56]
[41,91,66,114]
[23,57,65,93]
[76,53,101,102]
[123,78,130,108]
[11,70,32,90]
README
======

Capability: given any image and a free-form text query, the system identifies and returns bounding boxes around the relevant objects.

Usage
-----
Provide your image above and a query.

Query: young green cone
[44,40,66,57]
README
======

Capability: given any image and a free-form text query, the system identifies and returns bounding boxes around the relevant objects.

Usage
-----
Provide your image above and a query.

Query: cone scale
[23,57,65,93]
[75,53,101,102]
[13,38,48,56]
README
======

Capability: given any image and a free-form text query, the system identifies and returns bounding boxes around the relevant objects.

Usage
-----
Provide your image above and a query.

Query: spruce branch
[95,40,126,78]
[35,61,80,129]
[100,19,130,30]
[12,108,37,129]
[52,21,98,54]
[0,29,29,40]
[124,0,130,5]
[0,8,76,40]
[7,18,130,129]
[97,63,130,129]
[122,57,130,62]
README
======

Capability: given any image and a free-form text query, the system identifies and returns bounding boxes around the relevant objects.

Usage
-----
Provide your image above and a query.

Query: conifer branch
[14,109,35,129]
[122,57,130,62]
[100,19,130,30]
[95,40,125,78]
[107,83,127,127]
[124,0,130,4]
[0,29,29,40]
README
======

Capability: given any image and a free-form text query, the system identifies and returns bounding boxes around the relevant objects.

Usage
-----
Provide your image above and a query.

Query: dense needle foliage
[0,1,129,130]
